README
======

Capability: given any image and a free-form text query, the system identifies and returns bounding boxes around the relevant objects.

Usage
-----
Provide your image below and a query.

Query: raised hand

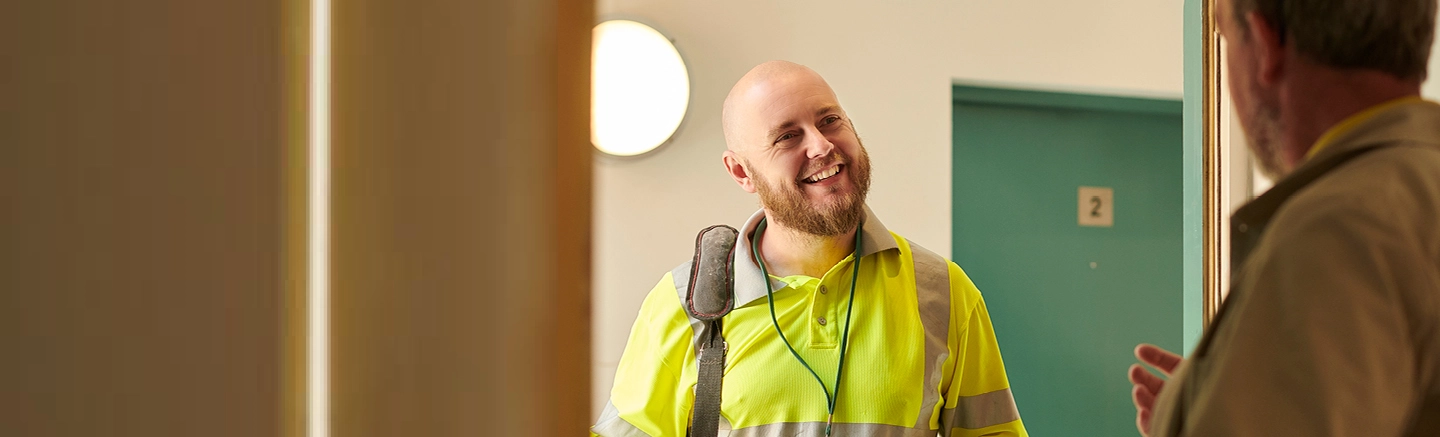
[1128,343,1183,436]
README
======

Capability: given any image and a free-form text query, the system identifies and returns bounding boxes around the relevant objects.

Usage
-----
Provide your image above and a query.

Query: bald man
[592,61,1027,437]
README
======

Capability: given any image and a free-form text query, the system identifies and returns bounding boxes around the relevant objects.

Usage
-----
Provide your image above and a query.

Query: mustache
[795,154,850,180]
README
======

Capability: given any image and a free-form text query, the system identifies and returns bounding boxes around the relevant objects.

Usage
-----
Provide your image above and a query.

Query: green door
[950,86,1184,437]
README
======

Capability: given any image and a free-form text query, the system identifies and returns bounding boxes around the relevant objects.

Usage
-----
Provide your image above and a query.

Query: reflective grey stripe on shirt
[725,422,940,437]
[671,261,718,353]
[941,388,1021,432]
[593,400,654,437]
[595,263,710,437]
[907,239,951,430]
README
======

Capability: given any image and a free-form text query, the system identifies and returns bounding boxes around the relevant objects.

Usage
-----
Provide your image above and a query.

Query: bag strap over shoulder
[687,225,739,320]
[685,225,739,437]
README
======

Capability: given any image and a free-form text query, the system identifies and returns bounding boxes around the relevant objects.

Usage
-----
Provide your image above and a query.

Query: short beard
[1244,102,1288,181]
[752,146,872,237]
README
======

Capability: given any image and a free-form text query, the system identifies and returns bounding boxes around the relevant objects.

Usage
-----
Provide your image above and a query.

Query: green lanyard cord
[753,218,862,437]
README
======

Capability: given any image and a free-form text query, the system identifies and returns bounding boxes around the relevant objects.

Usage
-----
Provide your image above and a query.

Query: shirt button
[817,317,828,326]
[819,285,828,295]
[1238,223,1249,233]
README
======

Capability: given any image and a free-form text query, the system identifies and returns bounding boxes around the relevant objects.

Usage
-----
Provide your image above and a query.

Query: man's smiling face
[723,63,872,237]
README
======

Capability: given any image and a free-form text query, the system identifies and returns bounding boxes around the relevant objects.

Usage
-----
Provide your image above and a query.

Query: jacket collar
[1304,99,1440,167]
[730,205,899,307]
[1231,100,1440,269]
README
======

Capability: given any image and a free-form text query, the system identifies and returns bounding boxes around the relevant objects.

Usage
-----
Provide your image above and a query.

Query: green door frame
[951,82,1203,352]
[1183,0,1208,352]
[952,85,1182,115]
[961,0,1219,354]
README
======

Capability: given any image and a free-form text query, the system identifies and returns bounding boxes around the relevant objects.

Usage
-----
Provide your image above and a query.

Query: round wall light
[591,20,690,157]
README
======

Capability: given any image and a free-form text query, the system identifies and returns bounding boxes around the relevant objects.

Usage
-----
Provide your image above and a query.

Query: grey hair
[1232,0,1437,80]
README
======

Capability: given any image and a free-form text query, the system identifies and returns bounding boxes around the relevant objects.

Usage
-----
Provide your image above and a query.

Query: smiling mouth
[802,164,844,184]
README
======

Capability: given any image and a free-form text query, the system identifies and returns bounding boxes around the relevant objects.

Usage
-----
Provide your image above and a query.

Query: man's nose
[804,130,836,160]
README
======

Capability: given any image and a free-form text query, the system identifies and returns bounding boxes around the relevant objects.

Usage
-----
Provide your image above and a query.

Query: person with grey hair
[1127,0,1440,435]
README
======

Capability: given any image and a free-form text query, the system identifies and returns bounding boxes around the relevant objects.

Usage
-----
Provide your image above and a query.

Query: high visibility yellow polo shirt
[594,208,1027,437]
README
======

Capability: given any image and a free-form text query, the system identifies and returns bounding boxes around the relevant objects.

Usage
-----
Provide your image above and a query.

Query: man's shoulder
[890,233,985,303]
[1329,140,1440,191]
[1279,142,1440,242]
[890,233,961,274]
[633,266,691,324]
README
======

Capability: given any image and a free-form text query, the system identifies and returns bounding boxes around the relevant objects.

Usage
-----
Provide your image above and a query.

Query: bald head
[717,61,872,239]
[721,61,840,152]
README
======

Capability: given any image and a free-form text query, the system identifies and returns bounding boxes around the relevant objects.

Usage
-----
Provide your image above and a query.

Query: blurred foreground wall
[1,0,592,435]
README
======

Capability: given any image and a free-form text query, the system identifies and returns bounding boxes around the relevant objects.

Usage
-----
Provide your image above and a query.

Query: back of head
[1232,0,1437,80]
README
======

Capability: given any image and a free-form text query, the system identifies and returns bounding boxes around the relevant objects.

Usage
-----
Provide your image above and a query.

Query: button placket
[808,279,840,345]
[819,282,839,335]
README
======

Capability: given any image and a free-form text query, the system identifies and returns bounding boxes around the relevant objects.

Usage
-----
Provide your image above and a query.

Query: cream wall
[1423,40,1440,98]
[592,0,1184,415]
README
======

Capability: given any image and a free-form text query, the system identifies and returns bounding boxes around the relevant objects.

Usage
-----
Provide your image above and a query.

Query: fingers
[1128,363,1165,397]
[1135,343,1183,375]
[1131,381,1156,409]
[1130,345,1174,437]
[1136,404,1153,437]
[1132,384,1155,437]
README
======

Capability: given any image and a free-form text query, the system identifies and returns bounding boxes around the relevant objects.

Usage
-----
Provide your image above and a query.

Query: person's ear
[722,150,756,193]
[1245,10,1286,86]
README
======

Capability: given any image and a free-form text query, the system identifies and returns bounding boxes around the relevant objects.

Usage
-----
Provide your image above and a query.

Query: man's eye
[821,115,840,126]
[775,133,796,143]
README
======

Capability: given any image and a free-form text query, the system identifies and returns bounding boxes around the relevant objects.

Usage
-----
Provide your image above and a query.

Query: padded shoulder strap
[682,225,739,437]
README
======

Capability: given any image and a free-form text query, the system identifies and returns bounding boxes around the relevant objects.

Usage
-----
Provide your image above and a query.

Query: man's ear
[1246,10,1286,85]
[722,150,757,193]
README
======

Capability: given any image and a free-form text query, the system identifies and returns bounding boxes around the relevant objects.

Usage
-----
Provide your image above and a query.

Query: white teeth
[806,166,841,182]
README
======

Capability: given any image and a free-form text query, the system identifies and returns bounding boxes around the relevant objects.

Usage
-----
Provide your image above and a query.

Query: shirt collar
[730,205,900,307]
[1305,96,1425,161]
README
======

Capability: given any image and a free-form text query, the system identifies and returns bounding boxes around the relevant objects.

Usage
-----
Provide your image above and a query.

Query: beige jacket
[1151,101,1440,436]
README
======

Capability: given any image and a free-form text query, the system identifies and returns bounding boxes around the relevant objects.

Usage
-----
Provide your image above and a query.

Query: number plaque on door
[1078,186,1114,227]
